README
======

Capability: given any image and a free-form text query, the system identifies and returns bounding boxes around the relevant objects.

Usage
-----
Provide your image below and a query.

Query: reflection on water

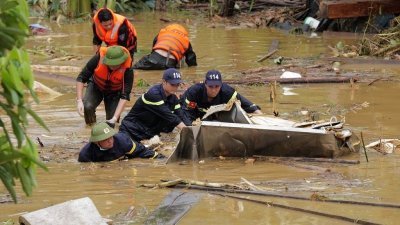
[1,12,399,224]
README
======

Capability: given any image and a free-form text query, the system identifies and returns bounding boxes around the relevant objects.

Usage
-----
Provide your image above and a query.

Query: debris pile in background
[358,16,400,59]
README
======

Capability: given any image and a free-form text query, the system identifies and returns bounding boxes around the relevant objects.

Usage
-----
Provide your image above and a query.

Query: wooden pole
[215,193,382,225]
[360,132,369,162]
[171,184,400,209]
[257,49,278,62]
[253,155,360,164]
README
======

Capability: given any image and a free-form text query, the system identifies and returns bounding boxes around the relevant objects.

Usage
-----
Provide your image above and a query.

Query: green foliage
[115,0,136,13]
[27,0,156,18]
[136,78,150,87]
[0,0,48,203]
[97,0,116,11]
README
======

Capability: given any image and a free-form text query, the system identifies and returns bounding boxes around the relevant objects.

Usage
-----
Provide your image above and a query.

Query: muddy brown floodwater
[1,11,399,224]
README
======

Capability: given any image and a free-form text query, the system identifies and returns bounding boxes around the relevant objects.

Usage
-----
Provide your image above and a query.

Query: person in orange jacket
[92,8,137,58]
[76,46,133,126]
[133,24,197,70]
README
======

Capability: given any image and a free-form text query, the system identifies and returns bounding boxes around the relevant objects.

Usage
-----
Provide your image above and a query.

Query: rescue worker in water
[181,69,263,124]
[76,46,133,126]
[92,7,137,58]
[119,68,191,142]
[133,24,197,70]
[78,122,163,162]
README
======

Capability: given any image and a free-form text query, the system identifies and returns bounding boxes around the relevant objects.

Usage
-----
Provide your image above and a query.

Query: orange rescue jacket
[93,47,132,92]
[93,9,137,51]
[153,24,190,62]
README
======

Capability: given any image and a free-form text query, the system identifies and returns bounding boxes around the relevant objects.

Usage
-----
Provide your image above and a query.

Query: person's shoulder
[78,143,97,162]
[146,84,162,95]
[80,142,96,151]
[221,83,235,92]
[114,132,133,148]
[144,84,163,100]
[114,132,130,141]
[187,83,204,93]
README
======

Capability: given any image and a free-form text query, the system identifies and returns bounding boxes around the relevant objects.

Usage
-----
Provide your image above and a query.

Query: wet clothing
[120,84,191,141]
[78,132,156,162]
[132,51,179,70]
[94,47,132,91]
[153,24,190,62]
[76,52,133,124]
[92,9,137,56]
[133,25,197,70]
[181,83,261,123]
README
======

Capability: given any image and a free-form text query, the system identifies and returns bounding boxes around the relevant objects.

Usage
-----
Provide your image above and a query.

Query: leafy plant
[0,0,48,203]
[136,78,150,87]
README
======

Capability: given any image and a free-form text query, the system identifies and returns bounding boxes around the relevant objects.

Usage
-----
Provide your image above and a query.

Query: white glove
[106,116,117,124]
[77,99,84,117]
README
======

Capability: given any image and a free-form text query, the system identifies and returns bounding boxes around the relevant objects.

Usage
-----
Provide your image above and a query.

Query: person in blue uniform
[119,68,191,142]
[78,122,161,162]
[181,69,262,124]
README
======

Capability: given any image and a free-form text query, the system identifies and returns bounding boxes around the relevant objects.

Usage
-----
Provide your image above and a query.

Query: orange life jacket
[93,47,132,92]
[153,24,190,62]
[93,9,137,51]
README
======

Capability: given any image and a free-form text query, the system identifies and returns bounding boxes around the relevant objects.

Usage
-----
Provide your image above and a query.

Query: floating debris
[365,139,400,154]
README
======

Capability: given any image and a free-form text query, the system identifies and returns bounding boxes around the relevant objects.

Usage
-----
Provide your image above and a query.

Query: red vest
[93,47,132,92]
[153,24,190,61]
[93,9,137,51]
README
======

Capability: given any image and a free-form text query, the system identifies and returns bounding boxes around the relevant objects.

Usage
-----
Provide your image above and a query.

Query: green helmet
[103,46,128,66]
[89,122,117,142]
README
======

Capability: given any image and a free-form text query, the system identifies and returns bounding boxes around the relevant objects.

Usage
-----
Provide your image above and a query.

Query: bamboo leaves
[0,0,29,56]
[0,0,47,203]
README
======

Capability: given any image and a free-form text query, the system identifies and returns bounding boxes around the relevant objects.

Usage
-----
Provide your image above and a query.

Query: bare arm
[112,99,127,120]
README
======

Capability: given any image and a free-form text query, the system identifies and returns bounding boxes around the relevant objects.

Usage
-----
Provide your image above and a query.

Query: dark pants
[119,121,153,142]
[133,51,177,70]
[120,119,176,142]
[83,82,121,125]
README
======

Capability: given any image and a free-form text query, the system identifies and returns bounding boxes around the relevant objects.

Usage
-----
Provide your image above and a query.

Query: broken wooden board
[143,191,202,225]
[257,40,279,62]
[320,0,400,19]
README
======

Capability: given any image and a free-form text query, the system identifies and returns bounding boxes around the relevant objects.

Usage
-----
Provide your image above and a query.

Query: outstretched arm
[184,43,197,66]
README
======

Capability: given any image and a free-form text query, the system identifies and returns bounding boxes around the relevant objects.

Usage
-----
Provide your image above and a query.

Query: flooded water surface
[1,12,400,224]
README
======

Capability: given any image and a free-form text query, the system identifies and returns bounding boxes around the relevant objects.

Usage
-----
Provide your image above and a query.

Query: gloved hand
[106,116,117,127]
[77,99,84,117]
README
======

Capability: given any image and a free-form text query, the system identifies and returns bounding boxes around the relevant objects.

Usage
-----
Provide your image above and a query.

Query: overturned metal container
[168,102,360,163]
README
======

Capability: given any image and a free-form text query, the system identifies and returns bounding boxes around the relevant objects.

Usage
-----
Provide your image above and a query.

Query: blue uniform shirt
[181,83,260,123]
[120,84,190,141]
[78,132,155,162]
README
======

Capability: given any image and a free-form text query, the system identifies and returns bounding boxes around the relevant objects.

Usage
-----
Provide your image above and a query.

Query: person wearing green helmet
[76,45,133,126]
[78,122,163,162]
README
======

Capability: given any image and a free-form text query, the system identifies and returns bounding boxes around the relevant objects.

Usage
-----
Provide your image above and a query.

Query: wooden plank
[320,0,400,19]
[144,191,202,225]
[257,40,279,62]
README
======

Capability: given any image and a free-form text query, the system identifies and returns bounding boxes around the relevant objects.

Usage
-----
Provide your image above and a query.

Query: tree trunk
[220,0,235,17]
[155,0,167,11]
[79,0,92,15]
